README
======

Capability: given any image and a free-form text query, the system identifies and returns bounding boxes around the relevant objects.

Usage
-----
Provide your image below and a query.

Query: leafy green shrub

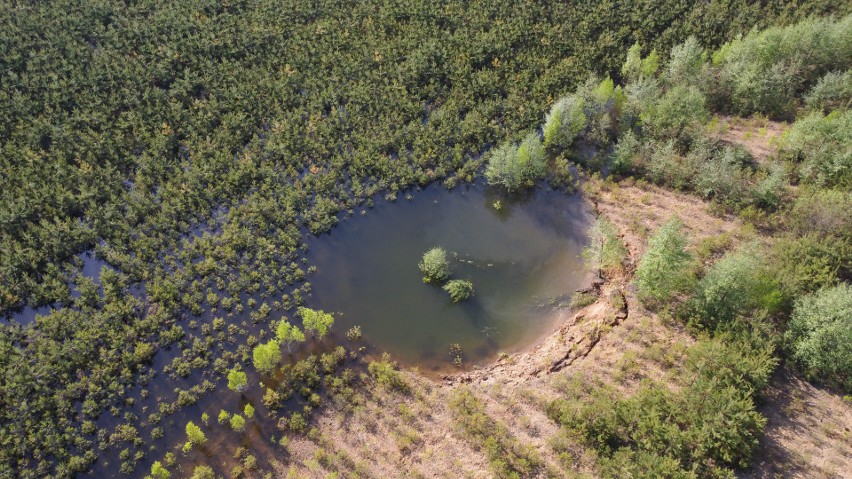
[780,110,852,189]
[419,247,451,283]
[148,461,170,479]
[789,189,852,240]
[598,449,685,478]
[287,412,308,433]
[549,337,773,477]
[367,353,410,394]
[769,234,846,303]
[230,414,246,432]
[694,145,751,207]
[583,218,626,276]
[184,421,206,451]
[543,94,587,150]
[785,284,852,392]
[516,132,547,180]
[635,217,694,304]
[577,76,627,147]
[646,139,690,188]
[443,279,474,303]
[805,70,852,112]
[642,85,709,139]
[683,336,777,395]
[690,244,782,331]
[750,162,788,209]
[609,130,641,175]
[624,77,662,119]
[189,465,215,479]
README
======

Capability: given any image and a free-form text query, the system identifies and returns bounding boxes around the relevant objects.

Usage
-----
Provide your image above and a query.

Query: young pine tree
[635,217,693,305]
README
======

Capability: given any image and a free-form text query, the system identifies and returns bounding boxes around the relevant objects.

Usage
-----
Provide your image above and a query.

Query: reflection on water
[306,182,593,371]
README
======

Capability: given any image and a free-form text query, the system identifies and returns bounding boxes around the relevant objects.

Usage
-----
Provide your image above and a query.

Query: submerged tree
[443,279,474,303]
[189,466,215,479]
[299,307,334,338]
[226,367,248,393]
[419,247,451,283]
[229,414,246,432]
[252,340,281,373]
[149,461,171,479]
[182,421,207,453]
[276,319,306,352]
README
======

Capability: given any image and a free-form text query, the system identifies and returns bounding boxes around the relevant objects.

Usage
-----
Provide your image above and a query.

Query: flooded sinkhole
[306,182,594,372]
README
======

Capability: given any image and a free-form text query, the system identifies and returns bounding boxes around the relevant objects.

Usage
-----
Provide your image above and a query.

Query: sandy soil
[713,115,787,165]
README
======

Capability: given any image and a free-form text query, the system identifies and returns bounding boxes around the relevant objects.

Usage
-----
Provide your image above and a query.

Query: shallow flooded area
[307,182,593,371]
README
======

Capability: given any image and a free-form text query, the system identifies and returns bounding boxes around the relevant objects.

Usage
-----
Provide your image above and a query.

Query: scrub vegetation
[0,0,850,478]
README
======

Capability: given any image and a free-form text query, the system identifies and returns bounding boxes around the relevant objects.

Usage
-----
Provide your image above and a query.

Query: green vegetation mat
[0,1,849,478]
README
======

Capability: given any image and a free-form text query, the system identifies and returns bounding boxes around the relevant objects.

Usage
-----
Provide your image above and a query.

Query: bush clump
[805,70,852,112]
[635,217,693,305]
[484,132,546,192]
[690,244,781,331]
[583,218,626,277]
[642,85,708,139]
[712,15,852,117]
[780,110,852,189]
[451,388,541,478]
[785,284,852,392]
[543,94,587,150]
[419,247,451,283]
[443,279,474,303]
[368,353,410,394]
[548,337,775,477]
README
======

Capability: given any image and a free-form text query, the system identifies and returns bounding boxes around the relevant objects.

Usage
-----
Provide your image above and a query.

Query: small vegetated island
[419,247,474,303]
[0,2,850,478]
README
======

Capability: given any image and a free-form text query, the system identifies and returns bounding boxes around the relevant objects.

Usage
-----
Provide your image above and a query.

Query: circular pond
[307,182,593,372]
